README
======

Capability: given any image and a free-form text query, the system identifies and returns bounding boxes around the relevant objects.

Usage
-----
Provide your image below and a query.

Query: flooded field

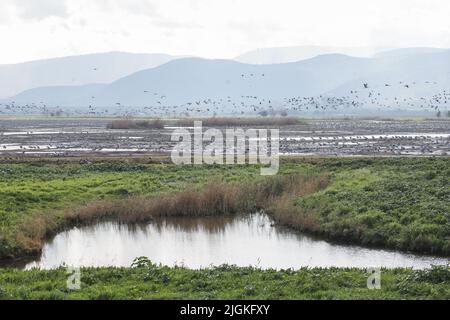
[26,213,448,270]
[0,118,449,157]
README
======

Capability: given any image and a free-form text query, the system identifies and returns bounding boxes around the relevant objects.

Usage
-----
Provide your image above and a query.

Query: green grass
[288,157,450,255]
[0,157,449,259]
[0,262,449,300]
[0,161,262,259]
[0,156,449,300]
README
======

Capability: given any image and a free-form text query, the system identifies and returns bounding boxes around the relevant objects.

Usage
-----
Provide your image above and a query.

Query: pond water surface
[26,213,448,270]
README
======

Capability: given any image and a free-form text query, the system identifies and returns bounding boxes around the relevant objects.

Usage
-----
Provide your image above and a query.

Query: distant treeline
[106,117,304,129]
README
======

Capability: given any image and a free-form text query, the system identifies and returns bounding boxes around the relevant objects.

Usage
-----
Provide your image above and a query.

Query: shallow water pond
[26,213,448,269]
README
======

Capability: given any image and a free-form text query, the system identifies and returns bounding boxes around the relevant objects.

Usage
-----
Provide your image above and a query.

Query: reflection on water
[26,213,448,270]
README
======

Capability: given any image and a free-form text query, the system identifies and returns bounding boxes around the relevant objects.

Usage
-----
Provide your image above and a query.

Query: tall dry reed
[16,174,329,256]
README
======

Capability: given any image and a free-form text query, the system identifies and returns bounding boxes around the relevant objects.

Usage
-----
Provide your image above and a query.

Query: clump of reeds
[106,119,164,129]
[15,174,329,257]
[59,174,328,223]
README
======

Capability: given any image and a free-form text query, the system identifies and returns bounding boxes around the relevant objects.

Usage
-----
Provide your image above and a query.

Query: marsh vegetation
[0,263,449,300]
[0,157,448,260]
[0,156,449,299]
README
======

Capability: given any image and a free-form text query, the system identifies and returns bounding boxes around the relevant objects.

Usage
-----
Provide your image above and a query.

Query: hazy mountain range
[1,46,450,115]
[234,45,390,64]
[0,52,186,98]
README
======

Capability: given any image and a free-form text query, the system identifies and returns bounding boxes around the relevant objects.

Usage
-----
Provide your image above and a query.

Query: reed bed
[16,174,329,256]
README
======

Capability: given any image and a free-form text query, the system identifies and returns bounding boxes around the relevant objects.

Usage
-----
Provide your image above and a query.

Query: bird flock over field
[0,66,450,117]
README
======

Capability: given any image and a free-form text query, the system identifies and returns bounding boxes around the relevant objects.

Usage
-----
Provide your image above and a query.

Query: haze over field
[0,1,450,304]
[1,0,450,116]
[0,47,448,117]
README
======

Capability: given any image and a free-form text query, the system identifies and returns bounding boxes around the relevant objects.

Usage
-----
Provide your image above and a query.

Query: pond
[26,213,448,270]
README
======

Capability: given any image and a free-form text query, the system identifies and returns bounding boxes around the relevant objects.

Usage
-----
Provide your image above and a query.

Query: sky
[0,0,450,64]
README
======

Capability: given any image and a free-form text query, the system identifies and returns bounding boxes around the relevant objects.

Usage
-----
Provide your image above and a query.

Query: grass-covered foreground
[0,156,449,300]
[0,156,449,260]
[0,261,449,300]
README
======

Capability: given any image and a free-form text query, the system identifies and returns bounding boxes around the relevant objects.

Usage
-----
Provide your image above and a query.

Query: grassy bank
[0,162,261,259]
[16,174,328,256]
[283,157,450,255]
[0,157,449,261]
[273,158,450,256]
[0,262,449,299]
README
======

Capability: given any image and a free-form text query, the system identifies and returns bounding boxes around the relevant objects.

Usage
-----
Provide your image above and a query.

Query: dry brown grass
[16,211,59,253]
[16,174,329,257]
[176,117,303,127]
[270,199,322,232]
[264,174,329,232]
[106,119,164,129]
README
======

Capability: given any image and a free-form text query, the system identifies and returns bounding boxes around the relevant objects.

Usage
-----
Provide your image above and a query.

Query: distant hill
[4,49,450,115]
[234,45,388,64]
[373,47,448,59]
[9,55,376,107]
[0,52,186,98]
[328,50,450,98]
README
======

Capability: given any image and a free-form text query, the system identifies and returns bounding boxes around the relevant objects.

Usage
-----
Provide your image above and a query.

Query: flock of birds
[0,66,449,156]
[0,66,449,117]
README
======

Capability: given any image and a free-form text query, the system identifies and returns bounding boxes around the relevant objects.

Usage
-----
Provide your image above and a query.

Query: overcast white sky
[1,0,450,64]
